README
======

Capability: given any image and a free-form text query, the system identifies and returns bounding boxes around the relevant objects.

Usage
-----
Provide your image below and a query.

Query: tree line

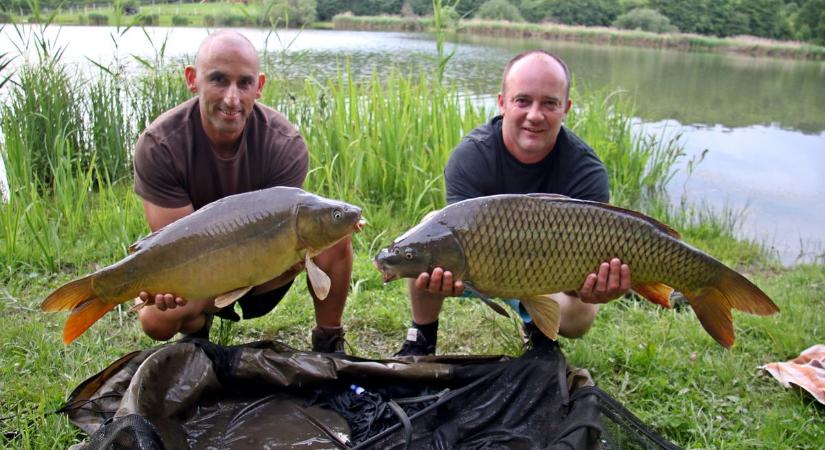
[3,0,823,45]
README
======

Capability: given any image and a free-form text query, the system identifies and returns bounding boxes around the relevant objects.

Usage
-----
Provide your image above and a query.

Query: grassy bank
[1,29,823,449]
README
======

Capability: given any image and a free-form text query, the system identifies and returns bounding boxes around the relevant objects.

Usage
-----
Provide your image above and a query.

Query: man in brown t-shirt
[132,30,354,352]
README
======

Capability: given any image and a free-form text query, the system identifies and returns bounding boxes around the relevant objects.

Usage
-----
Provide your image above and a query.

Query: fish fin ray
[306,254,331,300]
[684,267,779,348]
[63,299,118,344]
[519,295,560,341]
[684,287,735,348]
[41,276,95,312]
[128,228,165,254]
[214,286,254,309]
[464,283,511,318]
[632,282,674,308]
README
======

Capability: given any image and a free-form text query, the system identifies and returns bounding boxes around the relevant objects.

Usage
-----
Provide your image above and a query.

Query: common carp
[373,193,779,348]
[42,187,363,344]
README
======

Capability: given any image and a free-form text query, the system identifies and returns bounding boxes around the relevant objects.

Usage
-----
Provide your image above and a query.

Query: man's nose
[223,84,240,107]
[526,102,543,121]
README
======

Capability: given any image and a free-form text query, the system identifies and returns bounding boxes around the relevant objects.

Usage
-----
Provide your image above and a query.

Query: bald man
[133,30,353,353]
[395,50,632,356]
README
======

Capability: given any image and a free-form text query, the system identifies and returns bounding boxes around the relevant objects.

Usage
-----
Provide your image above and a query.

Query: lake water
[1,25,824,264]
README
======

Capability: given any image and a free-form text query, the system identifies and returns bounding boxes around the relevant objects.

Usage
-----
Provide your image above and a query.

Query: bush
[0,11,13,23]
[612,7,677,33]
[475,0,524,21]
[203,14,216,27]
[87,12,109,25]
[138,13,159,26]
[261,0,318,27]
[171,14,189,26]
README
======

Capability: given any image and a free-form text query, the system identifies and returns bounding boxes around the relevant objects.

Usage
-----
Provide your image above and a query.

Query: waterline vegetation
[0,21,822,449]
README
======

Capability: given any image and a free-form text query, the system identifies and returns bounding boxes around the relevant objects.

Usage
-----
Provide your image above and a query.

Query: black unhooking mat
[60,338,681,450]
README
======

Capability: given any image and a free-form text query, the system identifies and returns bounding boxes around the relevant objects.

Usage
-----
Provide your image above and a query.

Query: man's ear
[563,98,572,114]
[184,66,198,93]
[256,72,266,99]
[497,92,505,116]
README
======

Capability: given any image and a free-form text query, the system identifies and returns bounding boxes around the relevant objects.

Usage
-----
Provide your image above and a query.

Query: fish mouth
[372,254,399,283]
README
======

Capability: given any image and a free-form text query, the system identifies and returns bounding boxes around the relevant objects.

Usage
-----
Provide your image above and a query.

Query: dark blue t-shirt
[444,116,609,205]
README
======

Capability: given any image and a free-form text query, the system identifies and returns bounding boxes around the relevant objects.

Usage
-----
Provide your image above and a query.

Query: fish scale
[374,193,779,348]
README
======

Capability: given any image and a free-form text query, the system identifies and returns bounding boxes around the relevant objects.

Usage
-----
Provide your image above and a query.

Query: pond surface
[1,25,823,264]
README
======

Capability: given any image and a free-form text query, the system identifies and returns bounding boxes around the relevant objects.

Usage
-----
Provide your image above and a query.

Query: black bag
[61,339,680,450]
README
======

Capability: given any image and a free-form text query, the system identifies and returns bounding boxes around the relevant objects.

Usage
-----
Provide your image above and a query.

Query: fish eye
[393,248,401,255]
[332,209,343,220]
[404,248,415,260]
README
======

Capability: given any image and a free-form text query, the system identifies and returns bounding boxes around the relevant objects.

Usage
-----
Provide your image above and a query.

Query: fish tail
[41,276,95,312]
[41,276,116,344]
[684,268,779,348]
[63,298,118,344]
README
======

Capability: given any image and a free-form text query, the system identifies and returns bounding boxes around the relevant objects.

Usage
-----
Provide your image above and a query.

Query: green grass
[1,23,823,449]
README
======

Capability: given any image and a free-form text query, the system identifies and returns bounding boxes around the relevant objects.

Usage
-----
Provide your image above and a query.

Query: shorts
[214,280,294,322]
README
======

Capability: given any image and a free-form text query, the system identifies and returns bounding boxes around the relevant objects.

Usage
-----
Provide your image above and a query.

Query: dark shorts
[214,280,294,322]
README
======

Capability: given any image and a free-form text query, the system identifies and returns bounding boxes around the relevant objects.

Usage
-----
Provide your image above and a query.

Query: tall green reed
[265,64,490,222]
[567,87,683,211]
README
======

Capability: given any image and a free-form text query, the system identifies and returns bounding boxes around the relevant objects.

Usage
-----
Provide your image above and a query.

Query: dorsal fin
[526,194,681,239]
[127,222,172,254]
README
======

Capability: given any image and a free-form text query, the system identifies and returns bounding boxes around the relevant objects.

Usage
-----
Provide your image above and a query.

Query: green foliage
[261,0,318,27]
[795,0,825,45]
[476,0,525,21]
[138,12,159,26]
[517,0,550,22]
[87,12,109,25]
[0,11,13,22]
[545,0,622,26]
[731,0,789,39]
[171,14,189,26]
[613,7,677,33]
[317,0,403,19]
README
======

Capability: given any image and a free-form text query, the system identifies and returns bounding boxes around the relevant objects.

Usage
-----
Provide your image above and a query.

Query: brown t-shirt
[134,97,308,210]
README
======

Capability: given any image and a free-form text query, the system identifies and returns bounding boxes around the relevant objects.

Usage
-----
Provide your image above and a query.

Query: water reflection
[0,25,823,263]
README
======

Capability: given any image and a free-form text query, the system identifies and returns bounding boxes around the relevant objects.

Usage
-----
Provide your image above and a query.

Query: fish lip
[372,258,399,283]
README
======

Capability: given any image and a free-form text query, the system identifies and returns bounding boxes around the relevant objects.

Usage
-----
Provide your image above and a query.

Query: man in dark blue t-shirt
[396,50,632,356]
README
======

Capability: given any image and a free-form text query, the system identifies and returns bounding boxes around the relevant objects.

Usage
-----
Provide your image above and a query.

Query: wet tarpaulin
[60,339,681,449]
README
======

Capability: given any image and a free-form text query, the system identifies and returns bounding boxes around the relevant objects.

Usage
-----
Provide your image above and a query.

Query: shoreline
[330,16,825,61]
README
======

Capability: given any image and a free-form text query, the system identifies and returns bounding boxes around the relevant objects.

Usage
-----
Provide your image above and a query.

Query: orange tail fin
[41,276,116,344]
[684,268,779,348]
[63,299,118,344]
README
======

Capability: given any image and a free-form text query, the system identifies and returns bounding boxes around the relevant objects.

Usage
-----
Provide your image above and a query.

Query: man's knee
[138,314,178,341]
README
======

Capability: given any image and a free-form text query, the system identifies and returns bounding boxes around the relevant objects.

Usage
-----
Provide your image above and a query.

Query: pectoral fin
[464,283,510,318]
[632,282,674,308]
[306,254,331,300]
[519,295,561,340]
[214,286,254,309]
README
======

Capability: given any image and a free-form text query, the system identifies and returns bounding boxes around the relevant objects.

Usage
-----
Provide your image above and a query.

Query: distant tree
[263,0,317,26]
[612,7,677,32]
[476,0,524,21]
[731,0,789,39]
[647,0,737,36]
[795,0,825,44]
[316,0,346,20]
[546,0,621,26]
[518,0,550,22]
